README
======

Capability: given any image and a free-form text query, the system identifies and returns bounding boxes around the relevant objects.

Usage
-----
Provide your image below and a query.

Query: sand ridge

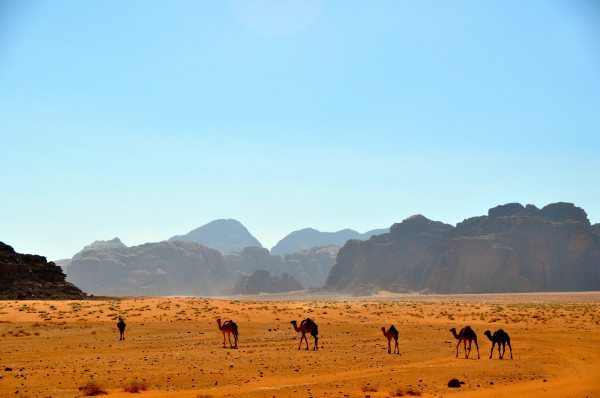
[1,292,599,397]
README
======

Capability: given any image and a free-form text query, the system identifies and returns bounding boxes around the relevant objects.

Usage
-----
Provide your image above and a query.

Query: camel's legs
[387,337,391,354]
[498,343,502,359]
[394,339,399,354]
[489,341,496,359]
[222,332,226,348]
[234,334,238,349]
[228,332,233,348]
[313,334,318,350]
[455,340,461,358]
[507,339,513,359]
[474,338,480,359]
[464,340,469,358]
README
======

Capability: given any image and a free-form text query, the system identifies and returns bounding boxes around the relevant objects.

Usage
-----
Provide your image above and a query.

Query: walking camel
[381,325,399,354]
[449,326,480,359]
[484,329,513,359]
[117,317,126,341]
[290,318,319,350]
[216,318,238,349]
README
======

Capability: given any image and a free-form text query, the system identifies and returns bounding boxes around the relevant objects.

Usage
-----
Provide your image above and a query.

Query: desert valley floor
[1,292,599,398]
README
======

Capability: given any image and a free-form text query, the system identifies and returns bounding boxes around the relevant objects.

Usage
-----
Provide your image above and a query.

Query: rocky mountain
[224,245,339,289]
[326,203,600,294]
[56,237,126,271]
[326,215,453,293]
[66,240,234,296]
[0,242,86,299]
[169,219,262,254]
[271,227,388,256]
[233,270,303,294]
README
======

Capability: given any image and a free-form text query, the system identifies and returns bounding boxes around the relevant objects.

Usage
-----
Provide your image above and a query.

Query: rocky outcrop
[326,203,600,294]
[271,227,388,256]
[233,270,303,294]
[67,241,234,296]
[0,242,86,299]
[326,215,453,292]
[224,245,339,289]
[424,202,600,293]
[169,219,262,254]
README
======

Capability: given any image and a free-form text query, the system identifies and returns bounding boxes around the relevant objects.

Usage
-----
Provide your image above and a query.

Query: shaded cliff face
[424,203,600,293]
[326,203,600,294]
[67,241,234,296]
[271,227,388,256]
[325,215,454,292]
[169,219,262,254]
[0,242,86,299]
[233,270,303,294]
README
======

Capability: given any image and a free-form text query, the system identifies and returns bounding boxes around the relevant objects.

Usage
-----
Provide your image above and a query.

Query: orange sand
[1,292,599,398]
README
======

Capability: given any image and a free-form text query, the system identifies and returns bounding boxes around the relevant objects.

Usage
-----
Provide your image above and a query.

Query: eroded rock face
[326,215,453,292]
[67,241,234,296]
[326,203,600,293]
[424,203,600,293]
[233,270,303,294]
[0,242,86,299]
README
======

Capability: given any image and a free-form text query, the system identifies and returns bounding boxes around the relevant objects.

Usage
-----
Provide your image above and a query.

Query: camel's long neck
[450,329,460,340]
[217,320,223,331]
[382,329,388,338]
[485,334,493,342]
[292,323,301,332]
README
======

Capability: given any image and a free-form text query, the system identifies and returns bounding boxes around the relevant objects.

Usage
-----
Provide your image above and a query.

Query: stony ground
[0,292,599,398]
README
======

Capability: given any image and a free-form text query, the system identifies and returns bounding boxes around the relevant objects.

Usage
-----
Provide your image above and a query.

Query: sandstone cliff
[0,242,86,299]
[326,203,600,293]
[325,215,453,292]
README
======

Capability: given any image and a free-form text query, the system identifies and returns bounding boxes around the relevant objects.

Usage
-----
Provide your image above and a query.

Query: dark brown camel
[290,318,318,350]
[381,325,399,354]
[117,317,126,341]
[449,326,480,359]
[484,329,513,359]
[216,318,238,349]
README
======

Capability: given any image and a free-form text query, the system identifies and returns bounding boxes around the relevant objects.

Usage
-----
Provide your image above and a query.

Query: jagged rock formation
[56,237,126,271]
[0,242,86,299]
[271,227,388,256]
[66,241,234,296]
[326,215,453,293]
[169,219,262,254]
[326,203,600,294]
[224,245,339,289]
[233,270,303,294]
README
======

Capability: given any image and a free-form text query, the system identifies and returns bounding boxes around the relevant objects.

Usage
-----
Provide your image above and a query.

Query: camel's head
[381,326,386,332]
[118,317,123,322]
[449,327,456,333]
[216,318,222,325]
[290,320,297,325]
[484,330,492,337]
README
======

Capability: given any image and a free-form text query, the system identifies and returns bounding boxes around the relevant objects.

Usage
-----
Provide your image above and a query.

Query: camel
[117,317,126,341]
[449,326,480,359]
[216,318,238,349]
[290,318,318,350]
[381,325,399,354]
[484,329,513,359]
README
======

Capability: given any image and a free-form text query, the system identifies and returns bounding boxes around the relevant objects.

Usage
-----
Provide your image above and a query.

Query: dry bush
[362,385,378,392]
[392,388,421,397]
[79,380,108,396]
[122,379,149,393]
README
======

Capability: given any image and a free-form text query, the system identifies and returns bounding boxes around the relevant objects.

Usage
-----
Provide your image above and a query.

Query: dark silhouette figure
[216,318,238,349]
[290,318,318,350]
[117,317,126,340]
[484,329,513,359]
[449,326,480,359]
[381,325,399,354]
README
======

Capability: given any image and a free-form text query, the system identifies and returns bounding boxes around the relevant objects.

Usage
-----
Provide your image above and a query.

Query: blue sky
[1,0,599,260]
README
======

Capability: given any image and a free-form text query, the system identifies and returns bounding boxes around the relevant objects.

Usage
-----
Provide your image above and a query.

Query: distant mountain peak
[168,219,262,254]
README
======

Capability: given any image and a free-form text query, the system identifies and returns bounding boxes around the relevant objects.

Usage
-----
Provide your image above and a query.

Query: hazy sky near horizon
[1,0,599,260]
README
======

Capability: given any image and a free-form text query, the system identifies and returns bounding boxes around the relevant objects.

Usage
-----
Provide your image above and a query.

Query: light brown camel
[117,317,126,341]
[290,318,318,350]
[381,325,399,354]
[216,318,238,349]
[449,326,480,359]
[484,329,513,359]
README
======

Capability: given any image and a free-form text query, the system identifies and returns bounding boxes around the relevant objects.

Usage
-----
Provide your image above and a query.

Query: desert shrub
[362,385,377,392]
[392,388,421,397]
[79,380,107,396]
[122,379,149,393]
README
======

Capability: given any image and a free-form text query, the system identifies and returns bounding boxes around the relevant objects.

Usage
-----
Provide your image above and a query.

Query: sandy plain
[1,292,599,398]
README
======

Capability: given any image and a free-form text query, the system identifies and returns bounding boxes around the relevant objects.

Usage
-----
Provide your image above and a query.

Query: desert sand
[1,292,599,398]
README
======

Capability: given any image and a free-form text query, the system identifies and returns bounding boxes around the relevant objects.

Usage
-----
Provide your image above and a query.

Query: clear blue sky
[1,0,599,260]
